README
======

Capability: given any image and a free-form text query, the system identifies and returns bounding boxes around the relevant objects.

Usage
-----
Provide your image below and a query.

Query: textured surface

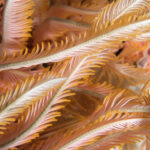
[0,0,150,150]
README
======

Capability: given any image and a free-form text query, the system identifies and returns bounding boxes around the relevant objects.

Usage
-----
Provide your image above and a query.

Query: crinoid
[1,0,150,150]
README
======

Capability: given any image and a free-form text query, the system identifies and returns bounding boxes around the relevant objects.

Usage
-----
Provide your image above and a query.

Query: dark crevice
[115,48,123,56]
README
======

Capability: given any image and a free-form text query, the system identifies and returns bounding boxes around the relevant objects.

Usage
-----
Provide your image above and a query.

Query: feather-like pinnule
[0,0,149,70]
[94,59,150,86]
[94,0,150,29]
[38,89,149,150]
[18,89,147,150]
[18,89,105,150]
[1,0,150,150]
[55,90,150,150]
[1,0,34,55]
[0,51,111,149]
[1,8,150,70]
[0,70,66,147]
